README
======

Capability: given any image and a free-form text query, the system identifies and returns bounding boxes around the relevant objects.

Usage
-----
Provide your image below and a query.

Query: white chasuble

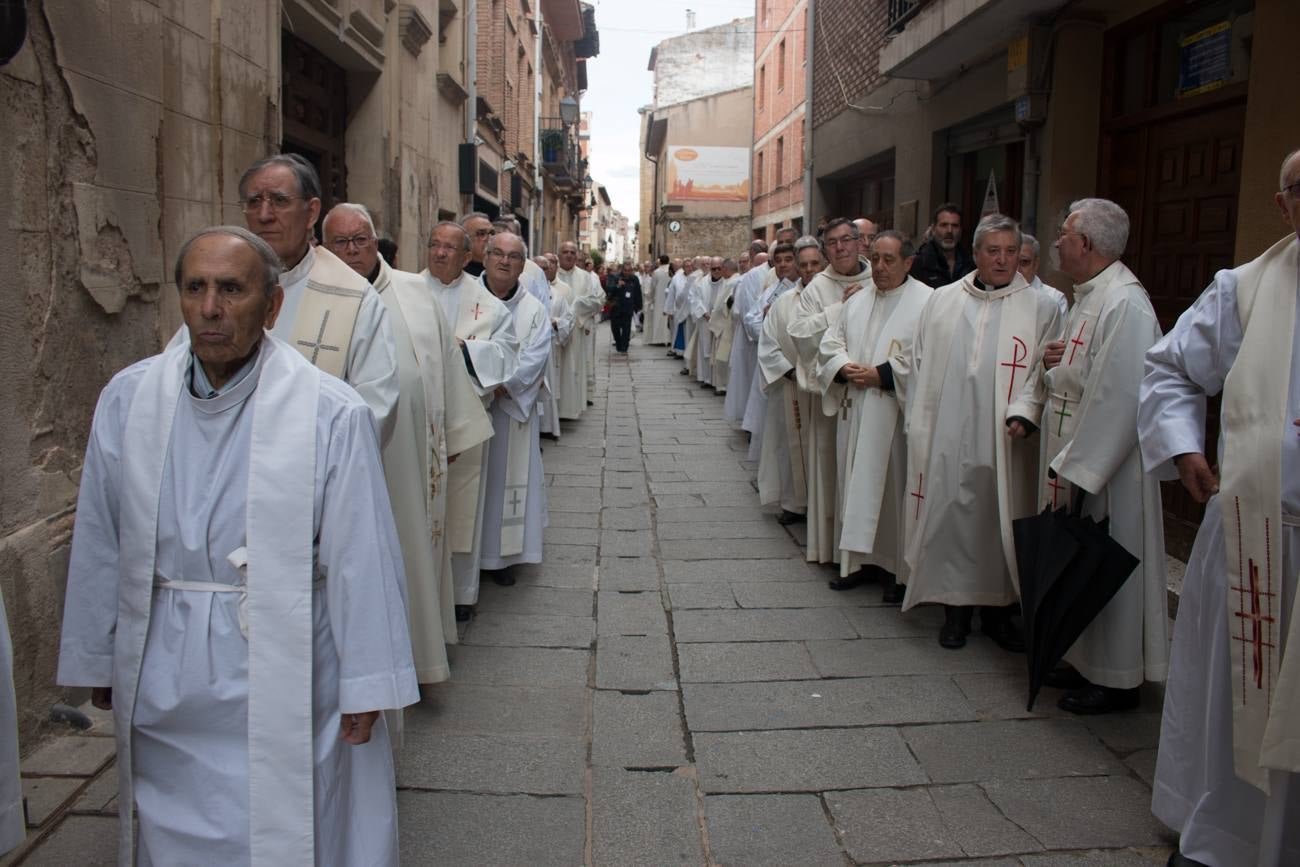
[542,281,574,436]
[757,288,811,516]
[551,277,586,420]
[899,272,1061,609]
[650,265,673,345]
[816,277,931,579]
[710,275,739,392]
[1038,260,1167,691]
[725,264,767,423]
[57,337,418,867]
[1140,237,1300,866]
[384,263,493,683]
[481,288,551,567]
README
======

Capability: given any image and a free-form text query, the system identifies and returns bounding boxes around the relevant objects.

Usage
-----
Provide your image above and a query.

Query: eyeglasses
[1056,228,1087,243]
[326,235,373,251]
[486,248,526,263]
[241,193,302,213]
[427,241,462,253]
[825,235,859,247]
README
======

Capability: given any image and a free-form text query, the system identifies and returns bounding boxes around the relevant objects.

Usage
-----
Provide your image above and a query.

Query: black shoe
[680,369,690,375]
[881,576,905,605]
[491,571,516,587]
[1043,665,1089,690]
[980,607,1026,653]
[775,509,806,525]
[454,605,474,622]
[1058,684,1140,715]
[828,569,874,591]
[587,400,595,406]
[1167,852,1210,867]
[939,605,973,649]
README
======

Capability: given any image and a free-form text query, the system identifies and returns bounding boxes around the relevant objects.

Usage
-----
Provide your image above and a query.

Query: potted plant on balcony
[541,129,564,164]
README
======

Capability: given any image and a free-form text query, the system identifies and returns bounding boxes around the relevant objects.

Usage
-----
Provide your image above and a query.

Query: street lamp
[559,96,579,126]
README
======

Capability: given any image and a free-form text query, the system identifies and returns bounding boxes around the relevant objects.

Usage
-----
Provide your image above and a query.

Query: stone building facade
[751,0,807,241]
[0,0,596,745]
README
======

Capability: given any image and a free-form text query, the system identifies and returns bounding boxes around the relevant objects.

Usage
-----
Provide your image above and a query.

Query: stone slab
[665,582,737,609]
[656,521,789,541]
[596,634,677,691]
[1018,849,1169,865]
[683,677,976,731]
[474,584,593,617]
[541,526,600,546]
[929,783,1044,857]
[591,768,705,867]
[18,815,118,867]
[676,641,819,683]
[1082,712,1163,756]
[600,507,652,530]
[662,558,822,583]
[602,487,651,508]
[659,538,801,560]
[540,543,600,564]
[904,719,1126,783]
[672,608,856,642]
[654,507,775,524]
[983,776,1172,849]
[695,727,926,793]
[20,736,117,777]
[591,690,687,769]
[507,561,597,590]
[397,733,586,795]
[807,637,1024,678]
[828,787,965,863]
[952,672,1066,721]
[731,579,883,608]
[597,591,668,636]
[445,645,589,687]
[546,488,602,513]
[599,530,654,557]
[545,511,597,530]
[597,558,661,591]
[704,794,844,867]
[21,777,83,826]
[843,603,946,638]
[397,791,586,867]
[462,611,594,649]
[68,769,119,816]
[409,684,586,737]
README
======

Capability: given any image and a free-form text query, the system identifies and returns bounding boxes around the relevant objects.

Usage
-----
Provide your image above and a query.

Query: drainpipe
[803,0,815,227]
[466,0,478,213]
[532,8,544,251]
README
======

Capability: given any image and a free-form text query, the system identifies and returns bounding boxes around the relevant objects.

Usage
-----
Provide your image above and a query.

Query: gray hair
[238,153,321,201]
[1020,233,1040,258]
[173,226,282,297]
[322,203,377,238]
[1280,148,1300,190]
[431,220,472,252]
[871,230,914,259]
[460,211,491,226]
[793,235,822,253]
[722,258,738,270]
[972,213,1022,252]
[1068,198,1129,260]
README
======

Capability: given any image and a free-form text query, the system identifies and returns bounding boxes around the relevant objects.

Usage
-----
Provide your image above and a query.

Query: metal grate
[887,0,923,33]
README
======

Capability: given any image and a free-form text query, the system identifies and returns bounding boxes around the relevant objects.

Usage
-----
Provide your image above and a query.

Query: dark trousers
[611,314,633,352]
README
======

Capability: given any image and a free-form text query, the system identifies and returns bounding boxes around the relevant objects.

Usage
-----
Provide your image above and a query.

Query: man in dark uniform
[606,260,643,354]
[910,203,974,289]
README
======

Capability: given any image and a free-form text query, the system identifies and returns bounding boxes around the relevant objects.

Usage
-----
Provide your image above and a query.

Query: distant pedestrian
[607,260,643,353]
[910,203,974,289]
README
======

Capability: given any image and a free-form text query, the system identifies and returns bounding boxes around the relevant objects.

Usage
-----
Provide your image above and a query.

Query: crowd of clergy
[0,148,1296,866]
[639,149,1300,867]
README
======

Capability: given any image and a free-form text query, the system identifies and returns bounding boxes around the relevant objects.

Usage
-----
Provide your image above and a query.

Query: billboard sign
[666,146,750,202]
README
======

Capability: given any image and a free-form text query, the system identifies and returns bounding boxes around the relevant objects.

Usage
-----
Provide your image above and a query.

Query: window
[775,137,784,187]
[755,151,764,195]
[757,64,765,110]
[777,39,786,92]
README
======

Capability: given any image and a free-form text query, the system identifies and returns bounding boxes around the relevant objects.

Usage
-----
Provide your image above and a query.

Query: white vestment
[816,276,931,578]
[480,286,551,569]
[688,275,720,385]
[558,266,603,410]
[725,264,768,423]
[541,280,574,437]
[710,274,739,393]
[1031,274,1069,320]
[522,258,552,308]
[757,286,811,516]
[0,585,20,856]
[551,276,585,421]
[381,263,494,683]
[673,271,697,358]
[1038,260,1167,689]
[583,268,602,388]
[896,272,1062,608]
[57,337,418,866]
[789,265,870,565]
[1141,239,1300,866]
[423,270,520,606]
[744,274,795,459]
[649,265,673,345]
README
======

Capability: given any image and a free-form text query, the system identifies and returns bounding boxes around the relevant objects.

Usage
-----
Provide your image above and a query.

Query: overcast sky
[581,0,754,222]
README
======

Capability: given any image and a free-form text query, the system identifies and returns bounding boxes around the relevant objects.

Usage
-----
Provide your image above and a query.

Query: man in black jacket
[910,203,974,288]
[606,260,643,353]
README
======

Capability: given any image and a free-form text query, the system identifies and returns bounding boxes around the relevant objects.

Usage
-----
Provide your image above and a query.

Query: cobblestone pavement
[9,324,1177,865]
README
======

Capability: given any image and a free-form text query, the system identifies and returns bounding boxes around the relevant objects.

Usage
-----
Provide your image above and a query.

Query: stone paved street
[8,325,1177,866]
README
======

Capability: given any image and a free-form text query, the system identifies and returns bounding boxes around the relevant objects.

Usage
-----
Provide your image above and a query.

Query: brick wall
[810,0,889,129]
[752,0,807,235]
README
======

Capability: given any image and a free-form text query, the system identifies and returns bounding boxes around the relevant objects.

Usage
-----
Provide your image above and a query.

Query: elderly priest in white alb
[479,234,552,577]
[1035,198,1167,715]
[323,204,493,686]
[895,214,1062,651]
[416,221,519,619]
[58,227,418,866]
[816,231,930,602]
[1140,150,1300,867]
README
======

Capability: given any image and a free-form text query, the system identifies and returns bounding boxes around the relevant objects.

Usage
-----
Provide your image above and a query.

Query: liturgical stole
[286,247,367,379]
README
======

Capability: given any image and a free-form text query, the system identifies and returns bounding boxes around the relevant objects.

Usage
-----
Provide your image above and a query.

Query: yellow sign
[1007,35,1028,72]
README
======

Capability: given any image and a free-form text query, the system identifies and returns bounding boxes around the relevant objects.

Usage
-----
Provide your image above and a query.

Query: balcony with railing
[887,0,923,34]
[540,119,580,188]
[879,0,1068,80]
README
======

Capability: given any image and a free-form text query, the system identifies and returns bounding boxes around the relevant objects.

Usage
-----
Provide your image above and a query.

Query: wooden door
[1103,101,1245,558]
[281,33,348,215]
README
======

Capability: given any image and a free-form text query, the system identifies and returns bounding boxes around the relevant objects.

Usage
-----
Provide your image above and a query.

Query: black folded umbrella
[1013,487,1140,711]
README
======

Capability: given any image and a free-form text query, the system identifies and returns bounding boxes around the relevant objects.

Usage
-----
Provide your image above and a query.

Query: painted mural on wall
[666,146,750,202]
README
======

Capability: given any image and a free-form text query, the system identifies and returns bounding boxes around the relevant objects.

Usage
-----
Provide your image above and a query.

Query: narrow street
[9,323,1174,866]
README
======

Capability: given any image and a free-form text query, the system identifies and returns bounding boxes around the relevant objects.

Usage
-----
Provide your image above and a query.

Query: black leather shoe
[1043,665,1088,690]
[939,606,973,649]
[775,509,806,525]
[881,576,905,605]
[828,569,873,591]
[491,571,516,587]
[981,609,1026,653]
[454,605,474,622]
[1058,684,1140,715]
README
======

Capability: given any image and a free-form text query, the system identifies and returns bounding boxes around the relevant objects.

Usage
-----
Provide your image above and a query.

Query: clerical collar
[465,260,485,277]
[495,282,520,303]
[367,261,381,284]
[280,245,315,286]
[189,344,260,399]
[1074,260,1123,298]
[973,276,1011,292]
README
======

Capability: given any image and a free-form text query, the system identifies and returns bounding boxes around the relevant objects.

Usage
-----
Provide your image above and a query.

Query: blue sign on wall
[1177,21,1232,99]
